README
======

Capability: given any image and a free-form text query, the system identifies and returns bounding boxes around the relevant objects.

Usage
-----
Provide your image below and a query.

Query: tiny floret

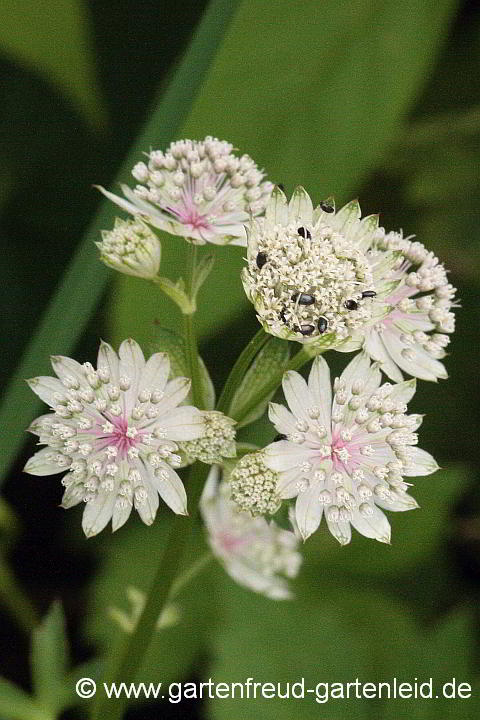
[264,352,438,544]
[230,452,281,517]
[24,340,206,536]
[97,137,272,246]
[180,410,236,464]
[96,217,161,279]
[200,466,301,599]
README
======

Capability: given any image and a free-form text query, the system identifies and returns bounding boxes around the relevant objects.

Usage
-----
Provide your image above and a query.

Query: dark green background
[0,1,479,718]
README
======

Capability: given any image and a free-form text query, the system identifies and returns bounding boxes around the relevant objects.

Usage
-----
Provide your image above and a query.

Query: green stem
[169,551,213,600]
[216,328,269,414]
[183,244,204,410]
[92,462,209,720]
[231,346,313,425]
[0,559,39,633]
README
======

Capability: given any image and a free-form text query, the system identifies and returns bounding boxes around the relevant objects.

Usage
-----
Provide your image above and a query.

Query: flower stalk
[92,462,209,720]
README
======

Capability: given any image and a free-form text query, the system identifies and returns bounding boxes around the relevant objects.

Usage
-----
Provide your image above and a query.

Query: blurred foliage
[0,0,479,719]
[0,601,101,719]
[0,0,105,128]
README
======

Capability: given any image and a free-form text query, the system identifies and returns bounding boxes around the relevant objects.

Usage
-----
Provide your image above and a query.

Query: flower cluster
[201,466,302,599]
[24,340,207,536]
[264,352,437,544]
[96,217,161,280]
[180,410,236,464]
[98,137,272,246]
[22,137,457,597]
[229,451,281,516]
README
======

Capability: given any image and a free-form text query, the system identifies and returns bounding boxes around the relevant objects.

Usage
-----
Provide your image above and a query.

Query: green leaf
[0,0,240,489]
[209,583,478,720]
[0,0,105,129]
[0,678,52,720]
[31,602,69,715]
[209,585,417,720]
[229,337,290,427]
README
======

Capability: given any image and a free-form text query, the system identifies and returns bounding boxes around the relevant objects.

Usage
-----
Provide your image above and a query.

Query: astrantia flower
[342,229,456,382]
[264,352,438,544]
[243,187,456,380]
[180,410,236,464]
[229,451,281,516]
[24,339,206,537]
[98,137,272,246]
[242,186,384,348]
[200,465,302,599]
[96,217,161,279]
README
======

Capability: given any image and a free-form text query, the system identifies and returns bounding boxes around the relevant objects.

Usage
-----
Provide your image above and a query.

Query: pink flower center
[92,414,144,460]
[167,203,211,230]
[329,431,365,473]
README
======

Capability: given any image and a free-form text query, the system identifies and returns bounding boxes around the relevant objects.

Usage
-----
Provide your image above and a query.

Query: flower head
[98,137,272,246]
[229,451,281,516]
[264,352,438,544]
[344,229,456,382]
[180,410,236,464]
[242,187,381,348]
[96,217,161,279]
[200,466,302,599]
[24,339,206,536]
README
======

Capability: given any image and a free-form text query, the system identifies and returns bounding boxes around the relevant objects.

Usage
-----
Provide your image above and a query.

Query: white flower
[242,186,381,347]
[200,466,302,599]
[97,137,272,246]
[264,352,439,544]
[96,217,161,279]
[342,229,456,382]
[243,187,456,381]
[24,339,206,537]
[229,451,281,516]
[180,411,236,464]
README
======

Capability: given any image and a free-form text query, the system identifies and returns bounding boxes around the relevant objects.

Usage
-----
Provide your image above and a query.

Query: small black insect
[297,226,312,239]
[279,308,288,323]
[256,251,267,269]
[320,201,334,213]
[274,434,287,442]
[361,290,377,298]
[344,299,358,310]
[292,292,315,305]
[317,316,328,334]
[299,324,315,336]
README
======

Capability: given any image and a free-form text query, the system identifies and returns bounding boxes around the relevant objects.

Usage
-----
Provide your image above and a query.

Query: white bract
[201,466,302,599]
[264,352,439,544]
[97,137,272,246]
[342,229,456,382]
[24,339,206,537]
[96,217,161,279]
[243,187,456,380]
